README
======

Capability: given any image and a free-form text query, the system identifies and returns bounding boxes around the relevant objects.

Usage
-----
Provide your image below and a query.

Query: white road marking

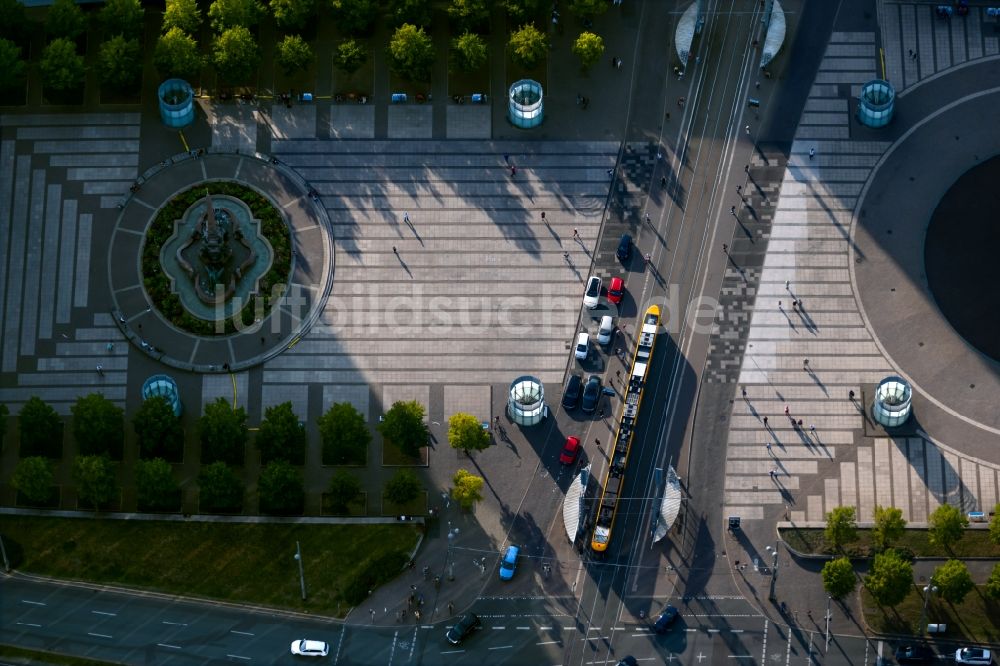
[537,640,560,645]
[539,626,553,630]
[20,600,45,606]
[16,622,41,628]
[488,645,513,650]
[516,626,530,630]
[91,610,116,617]
[157,643,181,649]
[230,630,254,636]
[162,621,187,626]
[440,650,465,654]
[88,632,113,639]
[491,626,505,630]
[226,654,251,661]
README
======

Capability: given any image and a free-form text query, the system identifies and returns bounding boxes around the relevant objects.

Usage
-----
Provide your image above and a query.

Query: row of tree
[819,503,1000,608]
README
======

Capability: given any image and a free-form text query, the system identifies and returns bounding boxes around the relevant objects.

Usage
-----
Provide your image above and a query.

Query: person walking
[730,205,736,215]
[808,148,815,159]
[563,251,570,261]
[783,405,790,416]
[573,228,579,238]
[96,365,104,376]
[403,211,411,224]
[722,243,728,254]
[541,211,545,220]
[392,246,398,255]
[745,124,750,135]
[741,386,747,398]
[784,279,790,290]
[763,416,769,427]
[510,165,517,176]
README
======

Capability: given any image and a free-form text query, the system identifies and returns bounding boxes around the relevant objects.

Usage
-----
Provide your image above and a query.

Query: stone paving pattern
[722,24,1000,526]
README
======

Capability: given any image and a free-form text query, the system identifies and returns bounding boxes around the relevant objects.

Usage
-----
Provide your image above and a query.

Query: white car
[291,639,329,657]
[955,648,991,665]
[583,276,601,309]
[597,315,614,345]
[575,332,590,359]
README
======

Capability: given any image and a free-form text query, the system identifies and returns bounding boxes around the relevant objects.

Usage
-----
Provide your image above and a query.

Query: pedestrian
[798,299,803,309]
[616,370,621,379]
[573,228,579,238]
[96,364,104,376]
[784,279,789,290]
[541,211,545,220]
[803,358,809,368]
[656,151,663,161]
[736,185,742,194]
[849,390,855,400]
[763,416,769,427]
[495,415,500,425]
[908,48,913,58]
[448,601,454,614]
[595,438,601,449]
[745,124,750,135]
[645,212,651,224]
[741,386,747,398]
[410,583,417,591]
[722,243,728,254]
[106,342,114,352]
[797,419,803,427]
[414,609,422,622]
[617,58,623,69]
[606,168,614,177]
[808,148,815,159]
[770,468,777,478]
[404,211,410,224]
[744,164,749,173]
[598,408,605,419]
[661,176,667,187]
[778,300,782,308]
[755,80,760,89]
[563,251,570,260]
[503,153,510,164]
[392,246,398,254]
[766,441,771,452]
[370,609,376,622]
[783,405,790,416]
[809,424,816,433]
[511,165,517,176]
[730,205,736,215]
[792,300,798,309]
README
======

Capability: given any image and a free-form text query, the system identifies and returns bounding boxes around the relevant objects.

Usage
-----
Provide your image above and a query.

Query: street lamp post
[917,579,938,635]
[446,525,459,581]
[825,595,832,651]
[294,541,306,601]
[765,544,779,601]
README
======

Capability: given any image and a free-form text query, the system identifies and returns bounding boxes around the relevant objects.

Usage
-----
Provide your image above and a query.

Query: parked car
[597,315,614,345]
[290,640,329,657]
[583,276,602,308]
[581,375,601,413]
[616,657,638,666]
[446,613,482,645]
[616,234,632,261]
[955,648,992,665]
[653,606,679,633]
[499,545,519,580]
[562,374,582,409]
[607,276,624,304]
[894,644,933,664]
[559,436,581,464]
[575,332,590,360]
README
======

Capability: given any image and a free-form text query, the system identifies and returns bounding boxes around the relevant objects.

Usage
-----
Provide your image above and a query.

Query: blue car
[499,545,519,580]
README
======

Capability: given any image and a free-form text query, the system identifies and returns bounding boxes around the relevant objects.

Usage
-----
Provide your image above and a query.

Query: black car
[894,644,933,664]
[562,374,583,409]
[653,605,679,633]
[616,658,638,666]
[446,613,482,645]
[616,233,632,261]
[581,375,601,413]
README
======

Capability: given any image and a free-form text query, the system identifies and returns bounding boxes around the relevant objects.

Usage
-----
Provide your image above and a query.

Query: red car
[559,436,581,464]
[607,277,624,305]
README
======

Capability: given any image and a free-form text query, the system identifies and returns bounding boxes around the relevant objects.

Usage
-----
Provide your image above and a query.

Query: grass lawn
[861,586,1000,642]
[0,515,420,617]
[779,526,1000,558]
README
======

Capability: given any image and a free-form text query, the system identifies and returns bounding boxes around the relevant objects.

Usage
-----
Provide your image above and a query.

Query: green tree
[74,454,117,512]
[384,468,421,505]
[0,0,27,41]
[154,26,202,80]
[568,0,608,18]
[258,460,303,514]
[197,461,243,512]
[824,506,857,551]
[100,0,143,36]
[329,0,376,34]
[377,400,428,458]
[72,393,124,458]
[988,504,1000,545]
[270,0,313,30]
[334,38,367,74]
[208,0,263,31]
[163,0,202,34]
[451,31,487,72]
[256,401,305,464]
[447,0,488,31]
[134,457,180,511]
[933,558,974,604]
[199,397,248,466]
[387,0,431,27]
[212,25,259,83]
[11,456,54,505]
[318,401,370,465]
[41,38,85,92]
[275,34,313,75]
[47,0,86,40]
[448,412,490,454]
[387,23,434,82]
[501,0,539,22]
[986,562,1000,600]
[0,39,26,93]
[98,35,142,88]
[821,556,856,600]
[326,469,362,514]
[133,395,184,461]
[508,23,547,69]
[19,396,63,458]
[864,549,913,607]
[928,504,968,550]
[572,31,604,71]
[450,468,483,509]
[872,504,907,551]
